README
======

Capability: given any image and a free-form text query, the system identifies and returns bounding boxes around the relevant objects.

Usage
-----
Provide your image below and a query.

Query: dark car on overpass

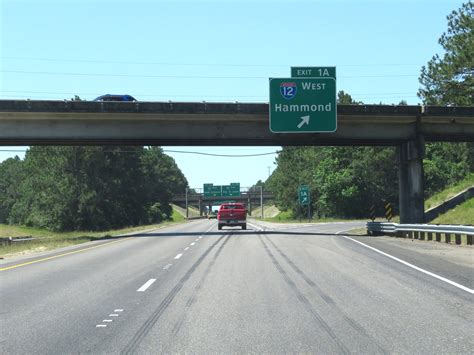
[94,94,137,102]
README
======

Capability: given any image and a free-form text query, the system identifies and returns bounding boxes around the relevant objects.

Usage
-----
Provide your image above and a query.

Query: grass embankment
[423,173,473,225]
[425,173,474,210]
[431,198,474,225]
[250,204,280,218]
[0,209,186,258]
[171,203,201,218]
[263,209,367,224]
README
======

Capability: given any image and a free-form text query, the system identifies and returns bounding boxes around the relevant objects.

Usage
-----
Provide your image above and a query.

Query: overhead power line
[0,148,281,158]
[2,70,418,79]
[164,150,280,157]
[1,56,423,68]
[1,90,417,97]
[0,94,419,102]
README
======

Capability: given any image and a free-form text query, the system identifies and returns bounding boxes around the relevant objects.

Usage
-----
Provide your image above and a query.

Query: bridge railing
[367,222,473,245]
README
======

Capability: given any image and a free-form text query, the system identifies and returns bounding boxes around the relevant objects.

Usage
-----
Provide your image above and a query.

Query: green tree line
[265,142,472,219]
[266,3,473,219]
[0,146,187,231]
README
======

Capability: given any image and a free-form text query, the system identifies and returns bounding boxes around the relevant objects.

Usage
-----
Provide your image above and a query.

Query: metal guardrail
[367,222,473,245]
[1,236,38,246]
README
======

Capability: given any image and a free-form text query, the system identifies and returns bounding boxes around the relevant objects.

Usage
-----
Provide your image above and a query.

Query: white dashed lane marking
[96,309,124,328]
[184,247,189,251]
[174,253,183,260]
[190,242,195,246]
[163,263,173,270]
[137,279,156,292]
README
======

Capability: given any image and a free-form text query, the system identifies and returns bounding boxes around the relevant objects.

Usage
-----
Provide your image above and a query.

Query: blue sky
[0,0,460,189]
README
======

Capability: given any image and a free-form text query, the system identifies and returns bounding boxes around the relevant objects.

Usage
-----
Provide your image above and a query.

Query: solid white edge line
[339,234,474,295]
[247,222,264,231]
[174,253,183,259]
[137,278,156,292]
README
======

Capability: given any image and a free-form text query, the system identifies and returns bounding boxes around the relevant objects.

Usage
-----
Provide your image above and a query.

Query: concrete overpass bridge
[1,100,473,223]
[171,190,275,217]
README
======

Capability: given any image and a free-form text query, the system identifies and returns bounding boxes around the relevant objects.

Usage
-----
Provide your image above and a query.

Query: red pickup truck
[217,203,247,230]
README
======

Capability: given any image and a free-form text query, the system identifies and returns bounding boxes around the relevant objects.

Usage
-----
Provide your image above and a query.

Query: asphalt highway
[1,219,472,354]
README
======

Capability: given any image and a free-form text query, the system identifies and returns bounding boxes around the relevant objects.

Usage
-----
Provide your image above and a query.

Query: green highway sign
[291,66,336,79]
[230,182,240,196]
[269,78,337,133]
[298,185,310,205]
[203,183,240,197]
[222,182,240,196]
[203,184,213,194]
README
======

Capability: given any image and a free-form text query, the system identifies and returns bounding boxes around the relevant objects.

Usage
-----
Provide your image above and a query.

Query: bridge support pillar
[198,197,203,216]
[399,136,425,224]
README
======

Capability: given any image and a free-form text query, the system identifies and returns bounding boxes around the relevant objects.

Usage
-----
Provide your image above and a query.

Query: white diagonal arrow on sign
[297,115,310,129]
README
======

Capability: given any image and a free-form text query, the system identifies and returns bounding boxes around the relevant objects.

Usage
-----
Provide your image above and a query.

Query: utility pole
[260,185,264,220]
[185,187,189,219]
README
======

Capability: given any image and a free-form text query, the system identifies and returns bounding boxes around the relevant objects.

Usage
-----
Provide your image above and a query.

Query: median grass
[0,208,186,259]
[425,173,474,210]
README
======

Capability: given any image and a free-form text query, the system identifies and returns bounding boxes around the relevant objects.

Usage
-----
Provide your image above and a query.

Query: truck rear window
[222,204,244,210]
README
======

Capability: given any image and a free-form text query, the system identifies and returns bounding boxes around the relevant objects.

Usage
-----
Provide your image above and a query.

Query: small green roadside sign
[299,185,310,205]
[269,77,336,133]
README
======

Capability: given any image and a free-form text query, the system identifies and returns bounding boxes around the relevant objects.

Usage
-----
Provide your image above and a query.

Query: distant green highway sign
[203,183,240,197]
[269,77,337,133]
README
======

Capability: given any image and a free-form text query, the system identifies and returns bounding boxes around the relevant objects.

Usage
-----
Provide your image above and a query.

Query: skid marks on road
[257,235,350,354]
[171,233,233,337]
[258,235,386,354]
[262,235,386,353]
[122,232,232,354]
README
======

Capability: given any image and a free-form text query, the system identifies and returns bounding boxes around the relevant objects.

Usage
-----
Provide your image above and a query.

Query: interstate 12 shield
[280,82,297,100]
